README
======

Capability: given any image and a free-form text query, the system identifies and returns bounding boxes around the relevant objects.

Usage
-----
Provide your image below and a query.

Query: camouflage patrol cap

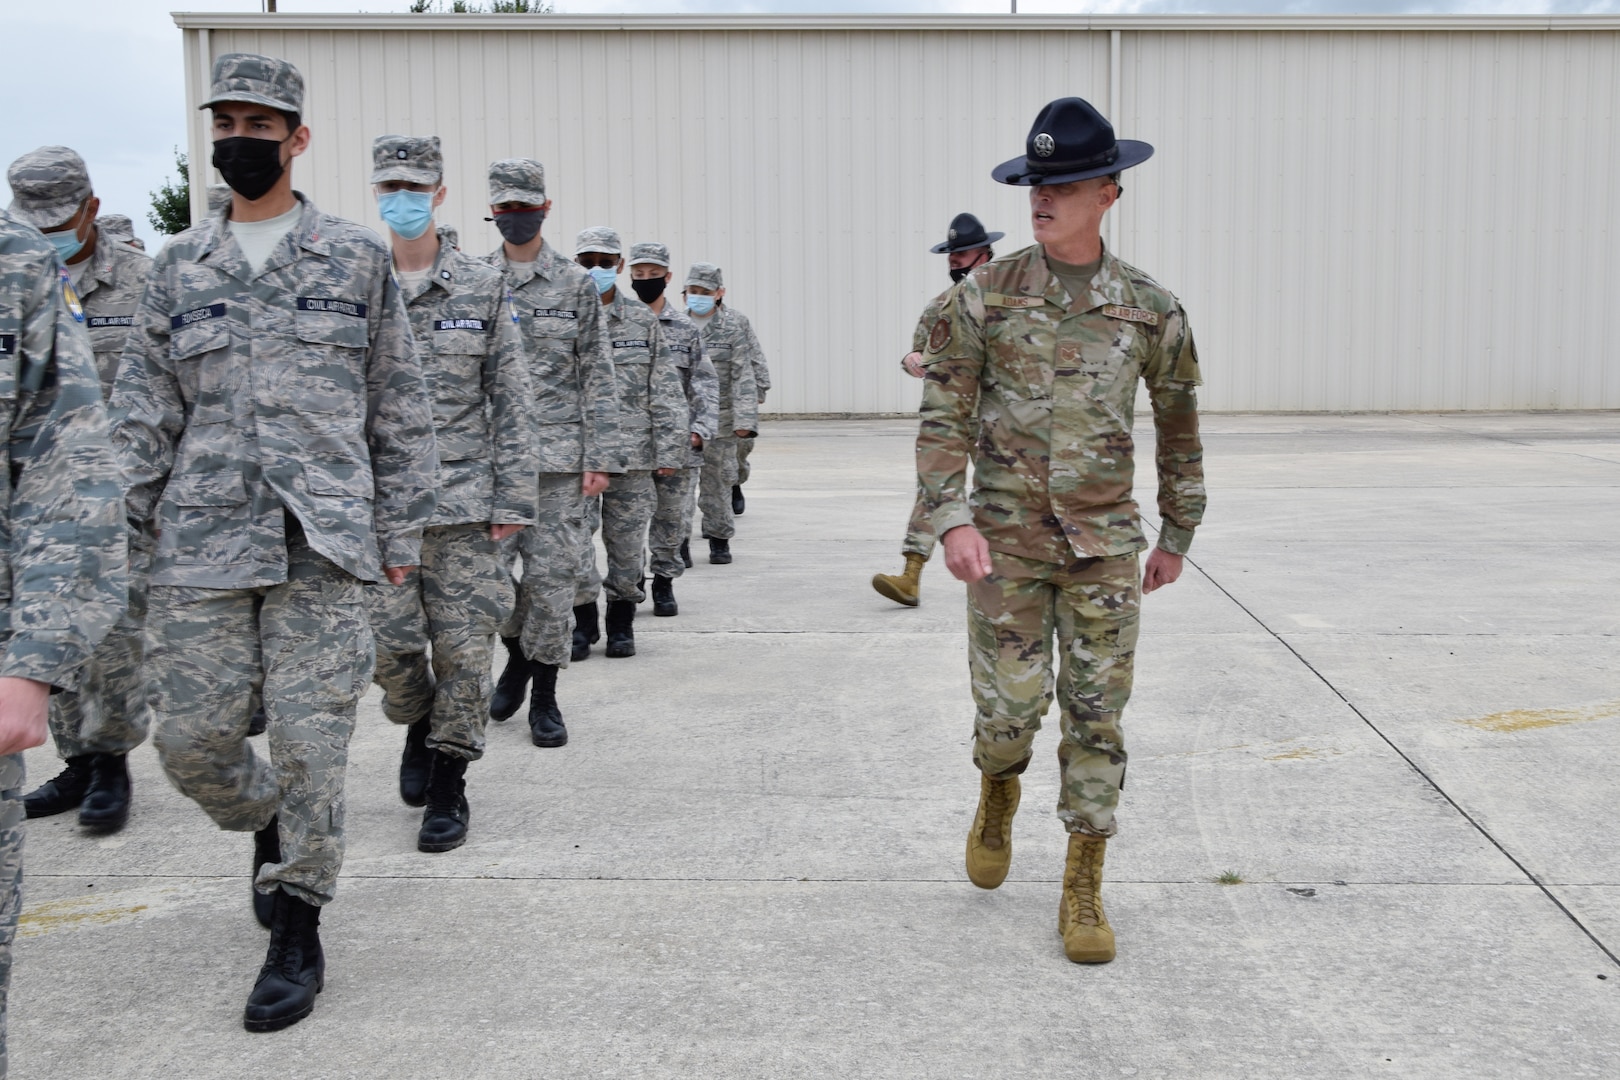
[371,135,443,185]
[206,184,232,215]
[628,241,670,268]
[685,262,723,290]
[200,53,305,116]
[97,213,135,239]
[488,158,546,205]
[574,226,621,256]
[6,145,93,230]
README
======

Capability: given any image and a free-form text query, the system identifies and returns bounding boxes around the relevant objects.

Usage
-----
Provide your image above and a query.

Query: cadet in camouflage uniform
[6,147,153,832]
[628,242,717,617]
[918,97,1205,965]
[363,136,537,852]
[481,160,621,748]
[0,208,128,1079]
[729,291,770,516]
[571,228,686,658]
[111,54,438,1031]
[871,211,1001,611]
[683,263,760,564]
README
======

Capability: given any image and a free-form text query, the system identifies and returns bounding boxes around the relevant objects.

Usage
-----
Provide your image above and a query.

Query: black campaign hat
[929,212,1004,254]
[991,96,1153,186]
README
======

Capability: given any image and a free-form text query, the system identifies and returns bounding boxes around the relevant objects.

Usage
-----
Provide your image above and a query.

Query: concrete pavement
[13,413,1620,1078]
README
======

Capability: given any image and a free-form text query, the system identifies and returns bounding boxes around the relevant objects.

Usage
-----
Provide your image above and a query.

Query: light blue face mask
[47,227,85,263]
[588,266,618,295]
[377,189,435,240]
[686,294,716,316]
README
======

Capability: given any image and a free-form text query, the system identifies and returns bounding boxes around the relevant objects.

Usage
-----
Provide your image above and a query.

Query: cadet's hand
[902,352,926,378]
[690,433,703,450]
[733,429,751,438]
[384,565,416,586]
[0,677,51,756]
[942,525,993,583]
[656,467,677,477]
[757,390,767,406]
[1142,549,1184,594]
[582,472,610,498]
[490,523,525,542]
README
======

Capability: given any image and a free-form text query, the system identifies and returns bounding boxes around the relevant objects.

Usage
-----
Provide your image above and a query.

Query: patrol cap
[6,145,93,230]
[992,96,1152,187]
[206,184,233,216]
[200,53,305,116]
[98,213,135,239]
[929,212,1003,254]
[628,242,671,268]
[488,158,546,205]
[371,135,443,185]
[574,226,621,257]
[685,262,723,291]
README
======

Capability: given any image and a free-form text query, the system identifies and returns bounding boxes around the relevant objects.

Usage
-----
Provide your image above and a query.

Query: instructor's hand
[1142,549,1184,594]
[942,525,993,584]
[0,677,51,756]
[902,352,926,379]
[582,471,610,498]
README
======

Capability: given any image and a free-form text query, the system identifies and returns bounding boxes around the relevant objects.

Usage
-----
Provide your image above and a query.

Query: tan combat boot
[1058,833,1115,963]
[964,773,1021,889]
[871,552,928,608]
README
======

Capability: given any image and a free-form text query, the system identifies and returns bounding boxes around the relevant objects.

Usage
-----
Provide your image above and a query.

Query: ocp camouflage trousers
[0,772,22,1080]
[366,524,510,761]
[735,434,757,486]
[501,472,584,667]
[698,435,739,540]
[147,535,373,907]
[901,482,936,558]
[576,471,655,605]
[47,572,149,759]
[648,468,696,579]
[967,550,1140,837]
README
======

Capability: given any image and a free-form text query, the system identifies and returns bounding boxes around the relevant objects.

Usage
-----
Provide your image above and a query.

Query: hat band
[1028,142,1119,177]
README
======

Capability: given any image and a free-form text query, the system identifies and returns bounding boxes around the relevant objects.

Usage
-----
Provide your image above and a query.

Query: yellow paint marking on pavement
[18,885,181,937]
[1459,701,1620,734]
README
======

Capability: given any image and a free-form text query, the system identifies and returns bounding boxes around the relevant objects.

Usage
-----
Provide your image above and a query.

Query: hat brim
[200,91,301,115]
[6,200,79,231]
[488,188,545,207]
[574,245,621,257]
[991,140,1154,186]
[930,230,1004,254]
[370,165,443,186]
[628,258,670,268]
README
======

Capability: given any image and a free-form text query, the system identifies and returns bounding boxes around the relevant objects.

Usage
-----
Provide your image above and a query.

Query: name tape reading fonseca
[169,302,227,330]
[298,297,368,318]
[434,319,486,332]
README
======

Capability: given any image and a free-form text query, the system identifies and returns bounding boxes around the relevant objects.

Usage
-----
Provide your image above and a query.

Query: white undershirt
[65,257,91,288]
[395,265,434,291]
[229,203,302,276]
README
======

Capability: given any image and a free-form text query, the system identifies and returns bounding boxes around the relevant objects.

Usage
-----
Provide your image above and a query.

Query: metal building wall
[177,14,1620,413]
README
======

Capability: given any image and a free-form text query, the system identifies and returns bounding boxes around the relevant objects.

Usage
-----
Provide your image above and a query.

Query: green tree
[148,147,191,235]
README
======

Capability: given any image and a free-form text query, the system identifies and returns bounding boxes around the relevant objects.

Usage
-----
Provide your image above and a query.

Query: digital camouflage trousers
[698,435,739,540]
[501,473,585,667]
[576,471,655,605]
[648,467,696,579]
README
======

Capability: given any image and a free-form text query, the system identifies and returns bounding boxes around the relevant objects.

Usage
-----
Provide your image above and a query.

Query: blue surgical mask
[377,190,435,240]
[686,294,715,316]
[47,227,85,262]
[588,266,618,295]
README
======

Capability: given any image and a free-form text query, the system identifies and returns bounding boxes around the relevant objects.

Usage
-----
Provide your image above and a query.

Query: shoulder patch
[927,318,951,353]
[61,272,84,322]
[1101,304,1160,327]
[984,293,1045,309]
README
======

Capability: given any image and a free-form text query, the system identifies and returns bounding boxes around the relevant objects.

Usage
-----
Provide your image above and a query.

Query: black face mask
[491,209,545,246]
[211,136,288,202]
[949,266,971,284]
[630,277,668,304]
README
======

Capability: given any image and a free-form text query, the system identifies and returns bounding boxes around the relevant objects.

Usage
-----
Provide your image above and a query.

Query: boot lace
[981,778,1013,848]
[1064,840,1105,926]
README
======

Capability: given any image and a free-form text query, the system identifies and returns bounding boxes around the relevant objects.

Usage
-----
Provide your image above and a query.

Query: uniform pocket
[165,470,248,506]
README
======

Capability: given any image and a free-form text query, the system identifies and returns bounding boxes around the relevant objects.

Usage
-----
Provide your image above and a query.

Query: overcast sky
[3,0,1612,251]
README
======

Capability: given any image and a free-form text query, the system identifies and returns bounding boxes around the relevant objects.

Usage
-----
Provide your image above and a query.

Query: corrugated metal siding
[183,17,1618,413]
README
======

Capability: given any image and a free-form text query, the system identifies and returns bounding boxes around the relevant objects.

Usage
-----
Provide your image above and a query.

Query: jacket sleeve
[646,322,688,471]
[740,313,770,392]
[689,341,719,443]
[1142,303,1205,555]
[727,318,760,437]
[365,271,439,568]
[916,279,986,539]
[4,252,128,689]
[485,289,538,525]
[109,256,184,533]
[574,280,624,475]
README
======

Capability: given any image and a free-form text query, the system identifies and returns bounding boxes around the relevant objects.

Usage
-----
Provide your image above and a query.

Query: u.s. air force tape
[1101,304,1159,326]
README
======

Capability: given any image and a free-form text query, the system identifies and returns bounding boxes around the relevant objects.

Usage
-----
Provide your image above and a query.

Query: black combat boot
[243,889,325,1032]
[679,538,693,569]
[651,575,678,617]
[252,817,281,929]
[398,717,432,808]
[571,602,600,662]
[488,636,529,721]
[528,663,567,748]
[248,704,268,736]
[707,536,732,565]
[604,599,637,658]
[417,752,470,853]
[78,753,132,832]
[23,755,93,819]
[731,483,746,515]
